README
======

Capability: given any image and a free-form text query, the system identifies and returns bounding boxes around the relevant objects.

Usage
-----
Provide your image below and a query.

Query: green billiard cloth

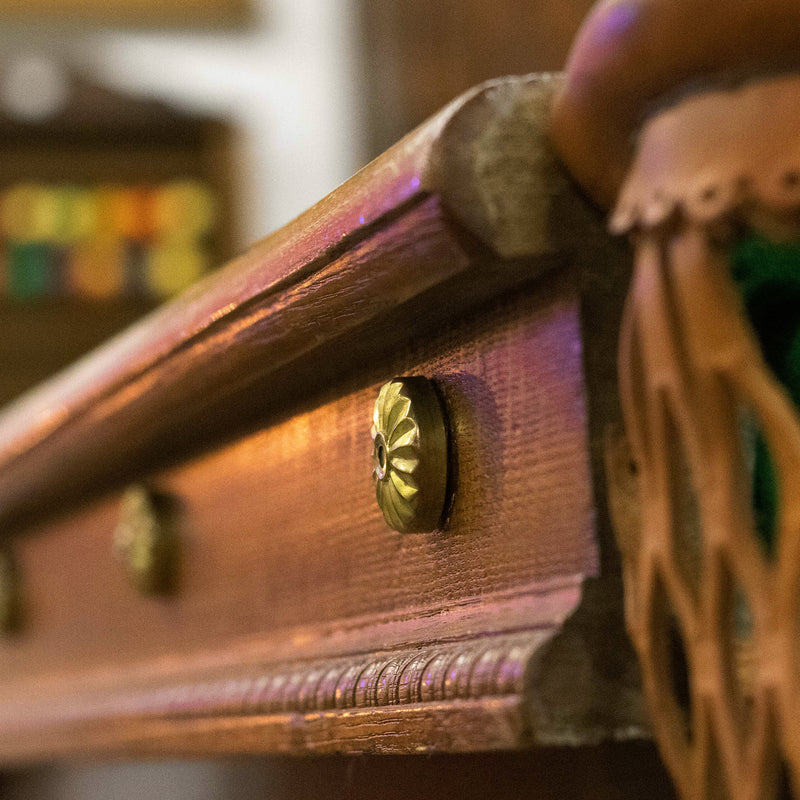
[731,234,800,554]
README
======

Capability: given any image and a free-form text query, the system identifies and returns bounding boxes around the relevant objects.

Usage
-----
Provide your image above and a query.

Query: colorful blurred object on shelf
[0,179,216,300]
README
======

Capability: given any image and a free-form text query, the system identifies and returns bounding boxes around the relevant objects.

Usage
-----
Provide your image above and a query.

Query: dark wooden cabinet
[0,76,236,407]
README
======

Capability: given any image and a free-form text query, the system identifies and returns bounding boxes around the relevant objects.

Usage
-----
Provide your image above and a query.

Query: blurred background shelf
[0,297,154,405]
[0,66,236,405]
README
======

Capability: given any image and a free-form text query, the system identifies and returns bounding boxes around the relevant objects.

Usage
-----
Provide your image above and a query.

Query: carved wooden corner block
[0,74,640,763]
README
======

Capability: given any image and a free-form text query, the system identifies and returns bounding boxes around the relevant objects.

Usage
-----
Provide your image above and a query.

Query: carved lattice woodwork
[608,74,800,800]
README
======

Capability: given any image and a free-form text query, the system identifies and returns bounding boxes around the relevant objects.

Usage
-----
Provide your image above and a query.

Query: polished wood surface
[0,75,570,531]
[0,75,643,768]
[0,272,605,761]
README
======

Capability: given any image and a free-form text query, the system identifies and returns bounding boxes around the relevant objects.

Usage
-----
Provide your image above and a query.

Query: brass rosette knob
[0,550,21,635]
[113,485,178,595]
[371,377,449,533]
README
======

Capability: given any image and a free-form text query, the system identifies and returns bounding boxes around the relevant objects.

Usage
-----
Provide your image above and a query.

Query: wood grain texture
[0,75,586,533]
[0,73,649,764]
[521,191,644,746]
[0,274,613,758]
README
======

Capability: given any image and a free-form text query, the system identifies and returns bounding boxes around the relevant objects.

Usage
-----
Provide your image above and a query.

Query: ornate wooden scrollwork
[552,2,800,798]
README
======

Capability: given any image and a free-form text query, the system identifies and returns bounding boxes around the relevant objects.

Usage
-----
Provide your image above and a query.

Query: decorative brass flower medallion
[113,485,178,595]
[370,377,448,533]
[0,550,20,635]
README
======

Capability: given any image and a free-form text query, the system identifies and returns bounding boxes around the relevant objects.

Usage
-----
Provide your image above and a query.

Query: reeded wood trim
[0,633,543,762]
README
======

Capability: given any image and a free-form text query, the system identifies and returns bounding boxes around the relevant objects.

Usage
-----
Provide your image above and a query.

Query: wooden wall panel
[360,0,597,154]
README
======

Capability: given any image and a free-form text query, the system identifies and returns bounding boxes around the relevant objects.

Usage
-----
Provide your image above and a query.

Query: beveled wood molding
[0,71,646,763]
[0,74,590,533]
[0,631,542,761]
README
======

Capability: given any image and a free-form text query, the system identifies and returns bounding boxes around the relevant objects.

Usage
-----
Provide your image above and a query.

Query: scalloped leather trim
[610,72,800,234]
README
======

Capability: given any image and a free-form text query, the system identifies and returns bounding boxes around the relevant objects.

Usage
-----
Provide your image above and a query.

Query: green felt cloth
[731,235,800,554]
